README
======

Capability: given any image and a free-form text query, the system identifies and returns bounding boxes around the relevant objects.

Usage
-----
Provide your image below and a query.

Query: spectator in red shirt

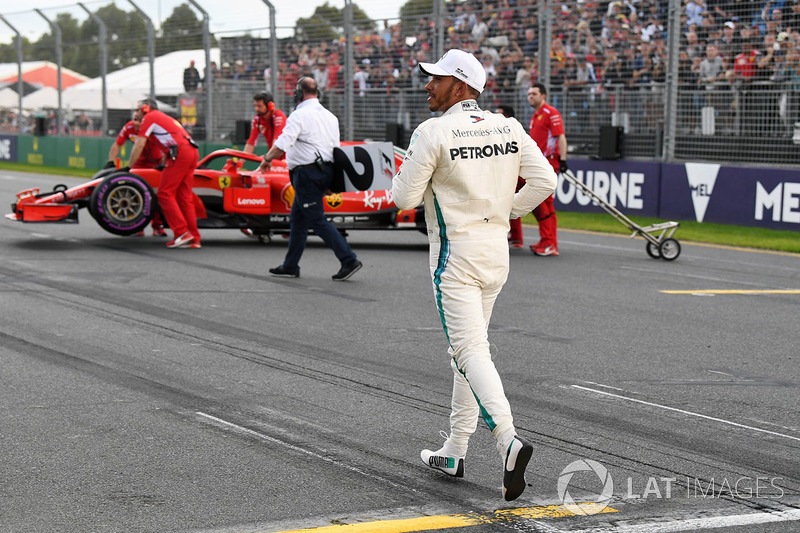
[243,92,287,157]
[733,38,759,82]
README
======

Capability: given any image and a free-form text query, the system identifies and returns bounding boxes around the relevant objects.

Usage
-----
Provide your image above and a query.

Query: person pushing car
[104,106,168,237]
[124,99,201,249]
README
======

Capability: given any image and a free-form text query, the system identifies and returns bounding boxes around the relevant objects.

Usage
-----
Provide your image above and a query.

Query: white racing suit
[392,99,557,455]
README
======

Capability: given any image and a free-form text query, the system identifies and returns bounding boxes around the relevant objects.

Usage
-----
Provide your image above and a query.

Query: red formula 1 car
[6,142,425,243]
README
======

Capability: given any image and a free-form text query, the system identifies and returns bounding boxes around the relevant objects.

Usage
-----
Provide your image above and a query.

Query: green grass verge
[520,211,800,254]
[0,162,97,179]
[3,162,797,254]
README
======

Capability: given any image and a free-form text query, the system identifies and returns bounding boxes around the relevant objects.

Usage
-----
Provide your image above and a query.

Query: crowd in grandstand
[4,0,800,137]
[201,0,800,107]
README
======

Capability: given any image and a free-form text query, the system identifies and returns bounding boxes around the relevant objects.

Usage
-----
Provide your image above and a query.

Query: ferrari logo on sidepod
[218,176,231,189]
[325,193,343,209]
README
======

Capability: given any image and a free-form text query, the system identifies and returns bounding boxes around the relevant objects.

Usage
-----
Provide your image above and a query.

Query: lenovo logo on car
[237,198,266,206]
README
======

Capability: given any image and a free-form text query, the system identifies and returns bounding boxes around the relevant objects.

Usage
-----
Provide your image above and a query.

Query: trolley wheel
[659,238,681,261]
[646,241,661,259]
[257,233,272,245]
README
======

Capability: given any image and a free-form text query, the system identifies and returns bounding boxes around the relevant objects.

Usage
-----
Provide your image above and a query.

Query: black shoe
[332,260,362,281]
[269,265,299,278]
[502,436,533,501]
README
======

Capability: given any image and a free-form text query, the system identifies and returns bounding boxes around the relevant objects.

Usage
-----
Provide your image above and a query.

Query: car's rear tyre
[89,172,156,236]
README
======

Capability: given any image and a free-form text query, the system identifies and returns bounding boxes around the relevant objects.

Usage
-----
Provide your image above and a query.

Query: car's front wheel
[89,172,156,236]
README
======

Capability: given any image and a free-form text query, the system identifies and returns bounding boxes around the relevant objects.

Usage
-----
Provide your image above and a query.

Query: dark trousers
[282,163,357,270]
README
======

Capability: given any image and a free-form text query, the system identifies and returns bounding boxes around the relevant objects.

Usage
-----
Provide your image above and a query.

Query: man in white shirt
[392,49,557,501]
[259,77,362,281]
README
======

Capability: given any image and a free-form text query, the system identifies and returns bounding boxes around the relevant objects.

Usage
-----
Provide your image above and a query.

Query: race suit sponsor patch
[449,141,519,160]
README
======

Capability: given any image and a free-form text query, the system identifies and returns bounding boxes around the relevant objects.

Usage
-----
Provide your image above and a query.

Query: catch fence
[1,0,799,167]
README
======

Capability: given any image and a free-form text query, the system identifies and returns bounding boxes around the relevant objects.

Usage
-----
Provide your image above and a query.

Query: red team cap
[418,49,487,94]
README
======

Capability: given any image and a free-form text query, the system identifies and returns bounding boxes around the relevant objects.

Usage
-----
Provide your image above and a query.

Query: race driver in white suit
[391,49,557,501]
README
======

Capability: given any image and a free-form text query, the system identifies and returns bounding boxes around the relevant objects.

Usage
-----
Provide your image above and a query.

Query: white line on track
[568,509,800,532]
[570,385,800,443]
[195,411,414,492]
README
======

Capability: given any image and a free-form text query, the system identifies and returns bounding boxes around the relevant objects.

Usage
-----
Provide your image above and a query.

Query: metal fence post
[538,0,551,89]
[128,0,156,101]
[344,0,353,141]
[187,0,212,140]
[34,9,62,135]
[663,0,681,161]
[434,0,444,61]
[261,1,279,111]
[0,15,24,129]
[78,3,108,136]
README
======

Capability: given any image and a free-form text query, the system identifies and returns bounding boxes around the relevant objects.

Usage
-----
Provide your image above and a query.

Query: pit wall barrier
[2,134,798,231]
[0,134,242,170]
[555,160,800,232]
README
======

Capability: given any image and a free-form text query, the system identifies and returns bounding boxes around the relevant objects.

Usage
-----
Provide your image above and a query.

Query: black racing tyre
[646,241,661,259]
[659,238,681,261]
[89,172,156,236]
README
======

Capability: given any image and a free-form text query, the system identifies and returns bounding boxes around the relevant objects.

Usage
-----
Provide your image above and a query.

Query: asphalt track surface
[1,169,799,533]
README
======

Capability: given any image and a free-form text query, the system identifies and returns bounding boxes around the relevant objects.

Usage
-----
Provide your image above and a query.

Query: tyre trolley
[561,170,681,261]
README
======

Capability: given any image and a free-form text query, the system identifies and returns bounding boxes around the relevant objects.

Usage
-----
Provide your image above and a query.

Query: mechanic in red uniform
[124,99,200,249]
[243,92,286,157]
[105,107,167,236]
[526,83,568,256]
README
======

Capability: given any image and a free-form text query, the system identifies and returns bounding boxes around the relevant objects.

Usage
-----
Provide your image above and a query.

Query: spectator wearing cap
[719,21,741,60]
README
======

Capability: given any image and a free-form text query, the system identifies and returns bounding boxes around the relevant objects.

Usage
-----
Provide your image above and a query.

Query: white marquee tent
[10,49,216,114]
[20,86,59,110]
[0,87,20,108]
[69,48,220,98]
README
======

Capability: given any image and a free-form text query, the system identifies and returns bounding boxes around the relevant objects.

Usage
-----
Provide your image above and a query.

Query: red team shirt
[528,103,565,170]
[115,121,166,168]
[734,49,758,80]
[247,109,287,151]
[140,110,194,149]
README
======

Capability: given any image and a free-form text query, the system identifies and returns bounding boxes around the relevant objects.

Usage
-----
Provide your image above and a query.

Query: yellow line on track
[277,504,617,533]
[660,290,800,294]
